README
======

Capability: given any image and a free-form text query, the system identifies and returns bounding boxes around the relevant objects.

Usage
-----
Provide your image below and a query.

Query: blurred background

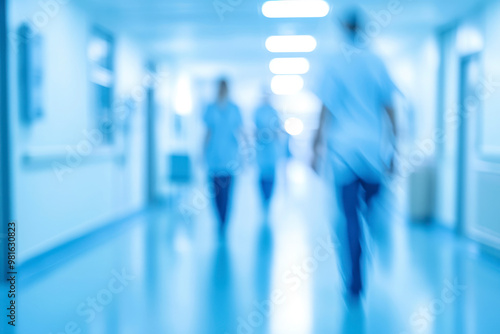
[1,0,500,333]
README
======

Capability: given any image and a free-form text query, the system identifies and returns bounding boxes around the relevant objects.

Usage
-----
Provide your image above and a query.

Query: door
[458,53,500,248]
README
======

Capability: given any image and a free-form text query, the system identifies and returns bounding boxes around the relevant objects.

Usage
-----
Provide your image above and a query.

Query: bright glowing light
[262,1,330,18]
[269,57,310,75]
[457,26,484,55]
[274,91,322,114]
[88,38,109,63]
[284,117,304,136]
[271,75,304,95]
[265,35,317,53]
[174,75,193,115]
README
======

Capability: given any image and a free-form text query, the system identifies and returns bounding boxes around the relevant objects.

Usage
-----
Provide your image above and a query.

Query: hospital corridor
[1,0,500,333]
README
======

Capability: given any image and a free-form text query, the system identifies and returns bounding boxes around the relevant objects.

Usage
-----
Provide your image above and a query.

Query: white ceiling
[74,0,493,100]
[75,0,494,117]
[81,0,491,61]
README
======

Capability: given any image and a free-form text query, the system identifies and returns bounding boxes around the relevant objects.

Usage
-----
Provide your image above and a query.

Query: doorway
[456,53,481,234]
[146,76,157,204]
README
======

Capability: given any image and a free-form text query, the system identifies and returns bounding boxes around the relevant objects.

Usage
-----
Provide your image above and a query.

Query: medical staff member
[254,90,281,212]
[312,8,398,298]
[203,78,243,235]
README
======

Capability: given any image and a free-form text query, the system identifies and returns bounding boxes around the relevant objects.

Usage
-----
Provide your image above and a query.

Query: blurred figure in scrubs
[312,8,397,298]
[254,89,281,212]
[204,78,243,235]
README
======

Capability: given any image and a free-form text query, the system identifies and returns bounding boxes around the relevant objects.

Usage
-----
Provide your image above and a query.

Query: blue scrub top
[254,104,280,177]
[316,49,396,184]
[203,101,243,174]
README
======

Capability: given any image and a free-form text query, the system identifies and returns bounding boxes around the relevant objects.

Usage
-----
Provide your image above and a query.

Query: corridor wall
[7,0,149,262]
[435,1,500,250]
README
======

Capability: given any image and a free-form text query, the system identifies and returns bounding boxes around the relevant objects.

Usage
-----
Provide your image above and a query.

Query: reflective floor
[12,162,500,334]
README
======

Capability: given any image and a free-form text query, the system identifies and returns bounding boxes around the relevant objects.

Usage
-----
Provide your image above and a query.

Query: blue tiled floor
[11,162,500,333]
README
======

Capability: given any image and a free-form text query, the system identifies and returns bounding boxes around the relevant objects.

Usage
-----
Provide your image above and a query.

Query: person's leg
[259,175,275,205]
[340,179,363,296]
[360,180,381,207]
[359,179,391,268]
[219,175,232,225]
[212,176,223,224]
[213,175,233,232]
[359,179,382,244]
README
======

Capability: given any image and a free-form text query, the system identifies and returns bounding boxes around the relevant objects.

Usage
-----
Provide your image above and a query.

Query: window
[88,27,114,144]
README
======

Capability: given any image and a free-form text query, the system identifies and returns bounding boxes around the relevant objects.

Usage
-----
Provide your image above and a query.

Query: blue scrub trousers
[340,177,380,296]
[259,174,275,206]
[212,175,233,232]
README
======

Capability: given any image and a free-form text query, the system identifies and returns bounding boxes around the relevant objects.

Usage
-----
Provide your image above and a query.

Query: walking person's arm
[204,130,211,151]
[384,105,398,175]
[385,105,397,138]
[312,105,330,174]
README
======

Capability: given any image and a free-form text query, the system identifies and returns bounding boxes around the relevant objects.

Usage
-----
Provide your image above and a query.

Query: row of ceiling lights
[263,0,330,95]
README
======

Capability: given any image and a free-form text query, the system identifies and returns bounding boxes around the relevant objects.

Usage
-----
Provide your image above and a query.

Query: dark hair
[339,7,364,36]
[217,77,229,100]
[218,78,228,89]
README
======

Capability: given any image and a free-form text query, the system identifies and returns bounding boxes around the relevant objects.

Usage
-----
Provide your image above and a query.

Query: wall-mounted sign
[18,24,44,124]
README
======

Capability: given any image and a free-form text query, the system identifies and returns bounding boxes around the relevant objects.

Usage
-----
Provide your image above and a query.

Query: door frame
[456,52,481,234]
[1,0,12,280]
[145,63,157,204]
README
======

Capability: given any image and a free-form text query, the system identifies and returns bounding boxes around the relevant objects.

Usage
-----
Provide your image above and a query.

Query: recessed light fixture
[265,35,317,53]
[271,75,304,95]
[262,1,330,18]
[269,57,310,75]
[284,117,305,136]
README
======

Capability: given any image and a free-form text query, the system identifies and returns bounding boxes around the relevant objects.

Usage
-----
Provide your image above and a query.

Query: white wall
[8,0,149,261]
